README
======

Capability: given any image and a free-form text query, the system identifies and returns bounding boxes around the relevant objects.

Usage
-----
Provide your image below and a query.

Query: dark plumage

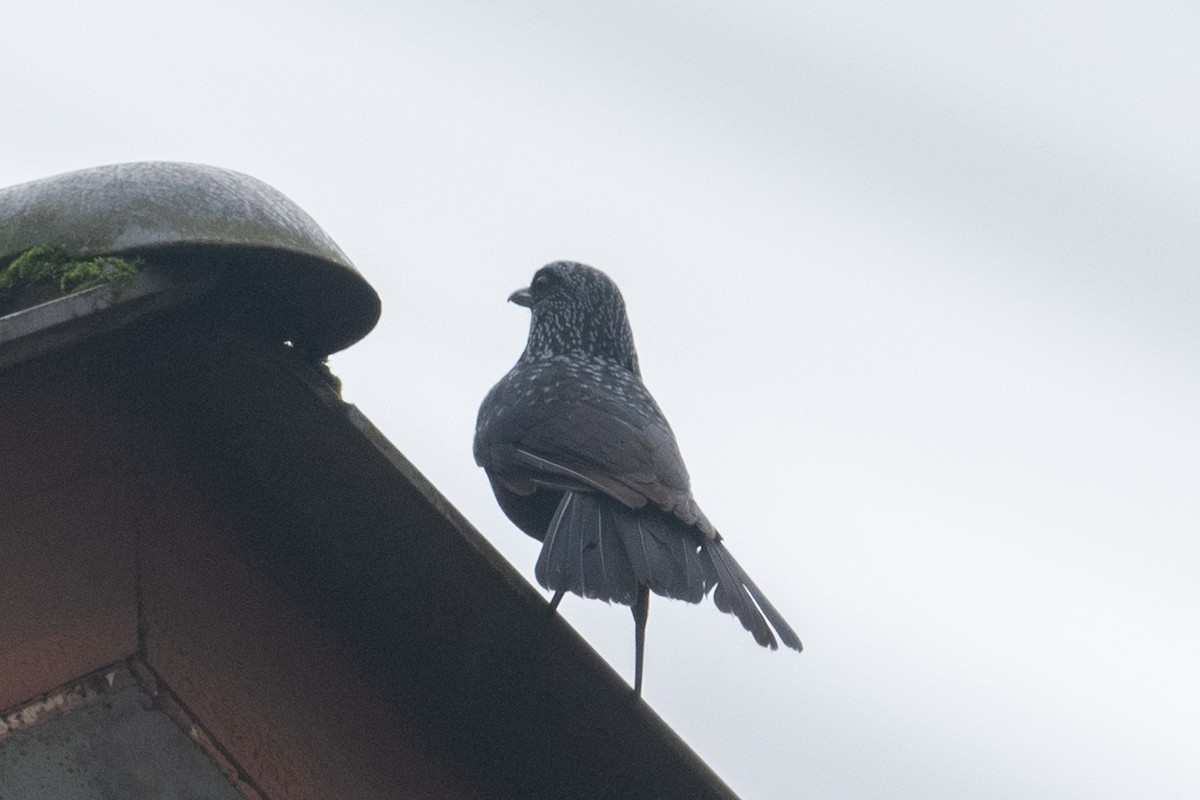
[474,261,801,694]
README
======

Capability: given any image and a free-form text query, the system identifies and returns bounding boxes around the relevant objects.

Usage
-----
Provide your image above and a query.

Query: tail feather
[705,539,803,652]
[535,491,572,589]
[619,512,674,591]
[536,492,638,604]
[739,563,803,651]
[535,492,801,655]
[615,505,708,603]
[536,492,709,605]
[676,534,707,602]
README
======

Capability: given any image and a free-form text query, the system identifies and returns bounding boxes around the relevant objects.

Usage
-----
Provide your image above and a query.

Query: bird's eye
[533,273,553,291]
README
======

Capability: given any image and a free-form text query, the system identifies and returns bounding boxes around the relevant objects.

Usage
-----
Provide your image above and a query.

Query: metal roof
[0,165,741,800]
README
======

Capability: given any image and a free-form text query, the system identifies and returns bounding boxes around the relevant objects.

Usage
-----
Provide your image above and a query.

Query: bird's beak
[508,287,533,308]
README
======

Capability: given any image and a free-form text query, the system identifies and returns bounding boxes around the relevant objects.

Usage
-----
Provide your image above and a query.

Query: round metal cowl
[0,162,381,355]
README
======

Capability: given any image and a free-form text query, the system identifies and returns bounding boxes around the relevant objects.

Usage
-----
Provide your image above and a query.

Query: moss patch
[0,245,142,312]
[282,339,343,397]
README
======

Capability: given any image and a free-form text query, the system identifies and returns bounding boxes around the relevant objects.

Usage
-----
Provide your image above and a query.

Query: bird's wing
[518,402,685,496]
[478,361,713,533]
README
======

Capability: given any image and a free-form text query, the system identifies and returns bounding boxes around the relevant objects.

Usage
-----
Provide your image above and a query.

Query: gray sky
[5,2,1198,797]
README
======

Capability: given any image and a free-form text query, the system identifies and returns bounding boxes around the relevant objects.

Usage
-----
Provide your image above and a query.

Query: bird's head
[509,261,639,373]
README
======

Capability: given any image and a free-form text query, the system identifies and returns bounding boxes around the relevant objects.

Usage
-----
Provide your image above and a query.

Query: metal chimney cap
[0,162,381,355]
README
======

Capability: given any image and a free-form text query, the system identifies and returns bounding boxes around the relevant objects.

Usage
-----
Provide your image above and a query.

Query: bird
[474,261,801,695]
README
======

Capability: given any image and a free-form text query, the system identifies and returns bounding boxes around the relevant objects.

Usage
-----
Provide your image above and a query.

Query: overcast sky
[4,2,1198,798]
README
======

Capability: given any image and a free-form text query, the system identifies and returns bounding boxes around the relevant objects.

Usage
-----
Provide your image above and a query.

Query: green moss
[0,245,142,309]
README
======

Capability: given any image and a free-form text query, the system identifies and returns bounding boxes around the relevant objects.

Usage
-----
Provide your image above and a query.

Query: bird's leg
[632,584,650,697]
[546,588,566,619]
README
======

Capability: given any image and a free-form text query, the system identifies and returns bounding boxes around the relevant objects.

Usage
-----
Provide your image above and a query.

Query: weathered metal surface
[0,680,245,800]
[1,667,137,741]
[0,269,213,372]
[0,299,739,800]
[0,162,380,354]
[0,162,351,271]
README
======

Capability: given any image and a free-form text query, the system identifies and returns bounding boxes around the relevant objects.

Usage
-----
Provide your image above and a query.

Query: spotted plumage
[474,261,801,694]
